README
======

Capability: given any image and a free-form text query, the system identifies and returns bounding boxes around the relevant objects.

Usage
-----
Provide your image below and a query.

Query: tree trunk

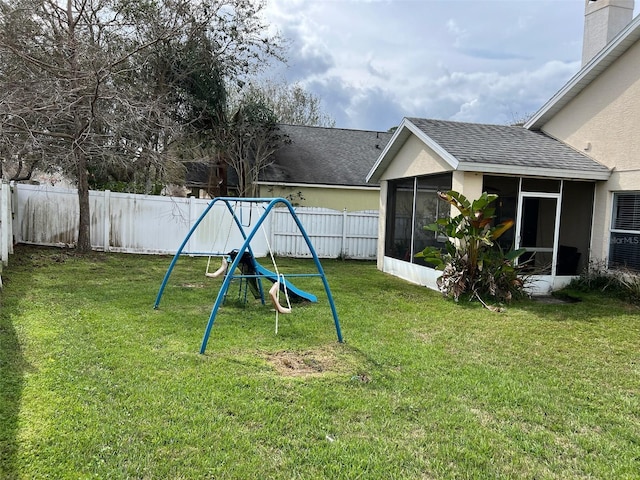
[76,149,92,252]
[64,0,90,252]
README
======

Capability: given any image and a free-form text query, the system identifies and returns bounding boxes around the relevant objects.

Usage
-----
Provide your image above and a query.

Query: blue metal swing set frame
[154,197,344,354]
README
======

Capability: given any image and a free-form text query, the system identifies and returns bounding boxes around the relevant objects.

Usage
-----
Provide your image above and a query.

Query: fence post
[187,196,196,253]
[269,206,276,254]
[8,183,13,255]
[341,208,348,258]
[103,190,111,252]
[0,182,8,265]
[9,182,18,246]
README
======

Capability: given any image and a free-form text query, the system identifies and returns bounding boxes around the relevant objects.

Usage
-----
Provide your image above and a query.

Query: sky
[261,0,639,132]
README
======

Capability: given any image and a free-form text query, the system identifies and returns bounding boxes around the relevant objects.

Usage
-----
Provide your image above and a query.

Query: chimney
[582,0,635,66]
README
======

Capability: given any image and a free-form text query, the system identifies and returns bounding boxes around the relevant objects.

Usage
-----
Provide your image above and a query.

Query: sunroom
[367,118,611,295]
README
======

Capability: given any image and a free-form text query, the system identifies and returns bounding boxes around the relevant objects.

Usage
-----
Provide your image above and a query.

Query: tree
[0,0,282,251]
[167,34,232,198]
[510,112,534,127]
[229,80,335,127]
[416,191,526,306]
[220,100,287,197]
[211,79,332,198]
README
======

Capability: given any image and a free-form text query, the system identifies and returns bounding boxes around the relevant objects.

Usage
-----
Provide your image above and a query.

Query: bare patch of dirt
[265,350,337,377]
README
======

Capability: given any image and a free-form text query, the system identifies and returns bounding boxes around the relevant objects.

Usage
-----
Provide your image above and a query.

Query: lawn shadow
[509,293,618,322]
[0,247,40,478]
[0,309,28,478]
[431,291,617,323]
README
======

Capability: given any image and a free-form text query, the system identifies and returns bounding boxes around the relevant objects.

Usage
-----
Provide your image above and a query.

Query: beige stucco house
[367,0,640,294]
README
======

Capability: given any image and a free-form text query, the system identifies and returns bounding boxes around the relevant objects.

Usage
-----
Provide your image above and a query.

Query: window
[521,178,561,194]
[610,192,640,271]
[483,176,518,251]
[385,178,414,261]
[385,173,451,263]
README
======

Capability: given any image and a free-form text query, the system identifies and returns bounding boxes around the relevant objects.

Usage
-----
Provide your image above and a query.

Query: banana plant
[416,190,526,303]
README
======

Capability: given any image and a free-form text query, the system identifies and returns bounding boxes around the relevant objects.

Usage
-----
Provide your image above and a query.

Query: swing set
[154,197,344,354]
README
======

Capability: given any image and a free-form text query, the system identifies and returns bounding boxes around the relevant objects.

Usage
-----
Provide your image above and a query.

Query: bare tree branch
[1,0,284,249]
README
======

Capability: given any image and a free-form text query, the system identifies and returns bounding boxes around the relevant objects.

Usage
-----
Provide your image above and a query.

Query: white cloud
[446,18,468,48]
[261,0,639,131]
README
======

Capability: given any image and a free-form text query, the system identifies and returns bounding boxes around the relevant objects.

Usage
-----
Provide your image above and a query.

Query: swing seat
[205,257,228,278]
[269,281,291,314]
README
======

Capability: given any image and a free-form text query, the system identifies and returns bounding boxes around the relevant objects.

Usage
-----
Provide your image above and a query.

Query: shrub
[568,260,640,304]
[416,190,526,306]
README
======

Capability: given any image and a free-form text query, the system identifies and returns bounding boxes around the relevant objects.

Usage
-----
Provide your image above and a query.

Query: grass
[1,245,640,479]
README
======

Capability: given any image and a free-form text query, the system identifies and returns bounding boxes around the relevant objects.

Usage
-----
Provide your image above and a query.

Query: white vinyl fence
[271,207,378,259]
[12,184,379,259]
[0,182,14,277]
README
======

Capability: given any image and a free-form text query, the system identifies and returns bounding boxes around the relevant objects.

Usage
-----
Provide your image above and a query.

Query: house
[256,124,392,211]
[366,0,640,294]
[185,124,393,211]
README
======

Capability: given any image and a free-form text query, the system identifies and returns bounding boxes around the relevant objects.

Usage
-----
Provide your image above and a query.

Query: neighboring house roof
[366,117,611,183]
[526,13,640,130]
[184,161,211,188]
[259,124,393,187]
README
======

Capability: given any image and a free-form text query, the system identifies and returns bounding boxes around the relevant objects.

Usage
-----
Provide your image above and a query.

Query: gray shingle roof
[406,117,610,177]
[259,124,393,187]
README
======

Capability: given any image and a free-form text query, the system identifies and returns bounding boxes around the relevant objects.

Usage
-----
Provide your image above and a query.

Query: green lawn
[1,246,639,479]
